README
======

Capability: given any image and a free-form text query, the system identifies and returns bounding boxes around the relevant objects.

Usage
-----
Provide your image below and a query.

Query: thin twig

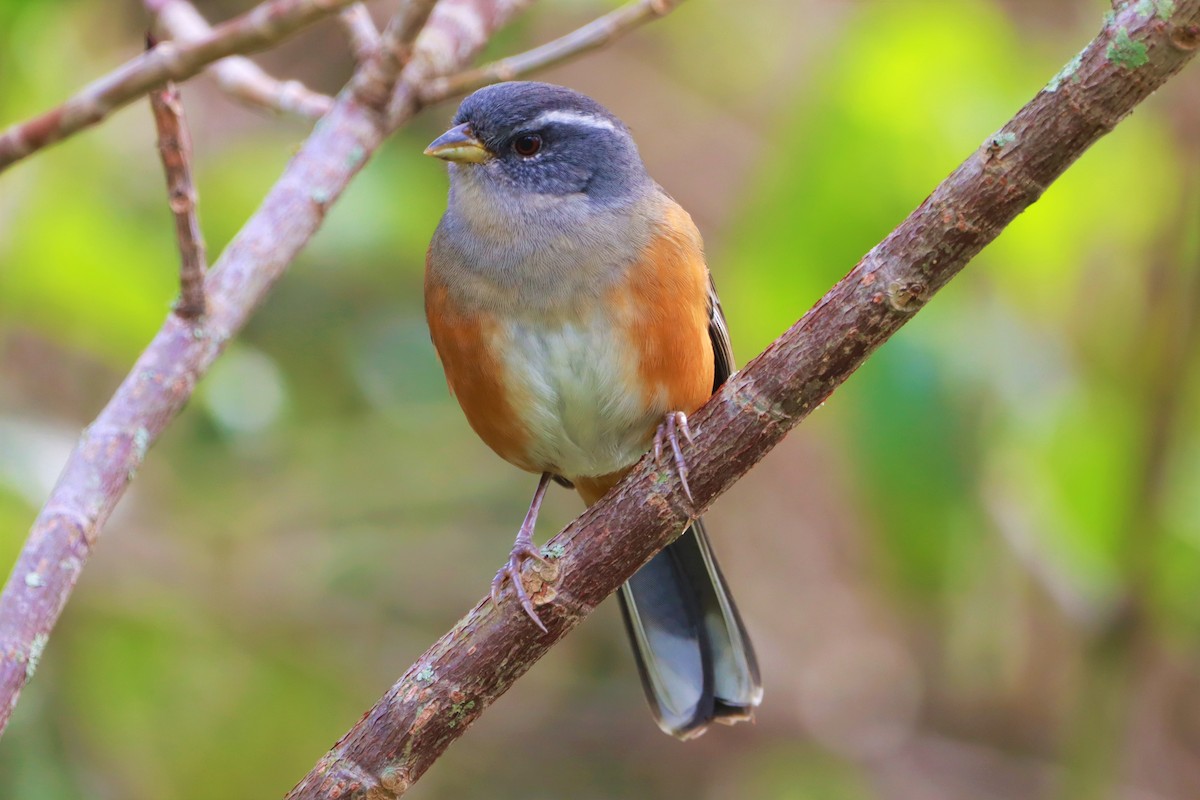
[287,5,1200,798]
[421,0,686,105]
[340,3,382,64]
[0,0,361,172]
[149,0,335,120]
[353,0,440,110]
[0,0,539,739]
[149,75,207,318]
[382,0,442,72]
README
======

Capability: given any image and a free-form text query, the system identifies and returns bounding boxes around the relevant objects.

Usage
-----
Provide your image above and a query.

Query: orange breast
[425,276,535,472]
[614,201,715,434]
[579,201,714,507]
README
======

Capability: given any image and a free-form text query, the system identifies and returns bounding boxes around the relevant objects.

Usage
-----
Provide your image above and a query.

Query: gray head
[424,82,650,204]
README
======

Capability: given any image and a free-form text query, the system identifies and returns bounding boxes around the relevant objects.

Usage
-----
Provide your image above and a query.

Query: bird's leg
[491,471,554,632]
[653,411,695,502]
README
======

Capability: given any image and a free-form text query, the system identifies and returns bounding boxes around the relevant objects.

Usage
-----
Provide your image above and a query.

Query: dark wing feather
[706,275,735,392]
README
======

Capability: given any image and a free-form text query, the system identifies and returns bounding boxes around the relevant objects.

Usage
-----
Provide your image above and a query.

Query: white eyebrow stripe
[527,110,618,132]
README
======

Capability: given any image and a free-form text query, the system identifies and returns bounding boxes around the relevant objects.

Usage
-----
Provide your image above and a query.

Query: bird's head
[425,81,650,204]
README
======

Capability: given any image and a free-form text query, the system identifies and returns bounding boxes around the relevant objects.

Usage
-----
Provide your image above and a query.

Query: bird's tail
[617,518,762,739]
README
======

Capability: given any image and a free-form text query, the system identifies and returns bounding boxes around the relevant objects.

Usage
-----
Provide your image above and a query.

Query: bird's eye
[513,134,542,157]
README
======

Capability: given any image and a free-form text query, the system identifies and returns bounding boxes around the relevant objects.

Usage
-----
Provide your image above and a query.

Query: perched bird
[423,81,761,739]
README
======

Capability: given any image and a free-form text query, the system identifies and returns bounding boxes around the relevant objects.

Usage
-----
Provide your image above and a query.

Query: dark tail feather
[617,518,762,739]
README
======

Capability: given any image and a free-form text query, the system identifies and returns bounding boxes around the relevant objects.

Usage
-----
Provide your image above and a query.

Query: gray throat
[430,167,662,317]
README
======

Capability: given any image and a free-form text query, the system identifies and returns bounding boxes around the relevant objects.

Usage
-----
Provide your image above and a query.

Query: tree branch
[148,75,208,319]
[340,4,383,65]
[421,0,686,105]
[285,4,1200,798]
[353,0,440,110]
[0,0,538,739]
[148,0,335,120]
[0,0,363,172]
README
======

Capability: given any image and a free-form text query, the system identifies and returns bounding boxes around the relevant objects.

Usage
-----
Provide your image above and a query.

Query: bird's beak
[424,123,491,163]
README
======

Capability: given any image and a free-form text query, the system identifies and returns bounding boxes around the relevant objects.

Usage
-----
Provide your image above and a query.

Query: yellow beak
[424,123,491,163]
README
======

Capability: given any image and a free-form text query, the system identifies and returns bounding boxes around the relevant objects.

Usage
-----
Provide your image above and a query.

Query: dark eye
[513,134,542,157]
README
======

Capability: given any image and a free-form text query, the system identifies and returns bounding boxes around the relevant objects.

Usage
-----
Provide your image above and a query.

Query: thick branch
[421,0,685,105]
[148,77,208,318]
[286,5,1200,798]
[0,0,537,738]
[149,0,335,119]
[0,0,362,172]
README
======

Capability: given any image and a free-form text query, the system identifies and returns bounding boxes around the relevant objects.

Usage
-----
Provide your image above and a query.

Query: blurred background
[1,0,1199,797]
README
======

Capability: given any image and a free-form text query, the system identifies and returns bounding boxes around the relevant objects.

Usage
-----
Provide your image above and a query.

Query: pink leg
[653,411,695,502]
[491,472,554,632]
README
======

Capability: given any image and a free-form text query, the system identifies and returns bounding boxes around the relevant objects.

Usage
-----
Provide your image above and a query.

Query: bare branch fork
[285,5,1200,798]
[340,4,383,64]
[148,0,336,119]
[352,0,441,110]
[420,0,685,103]
[0,0,370,171]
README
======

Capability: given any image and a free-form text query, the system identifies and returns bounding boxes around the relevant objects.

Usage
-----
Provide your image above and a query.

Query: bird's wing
[706,275,735,392]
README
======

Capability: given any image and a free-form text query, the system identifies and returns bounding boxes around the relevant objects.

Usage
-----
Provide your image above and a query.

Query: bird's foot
[490,534,552,632]
[490,472,555,632]
[653,410,695,502]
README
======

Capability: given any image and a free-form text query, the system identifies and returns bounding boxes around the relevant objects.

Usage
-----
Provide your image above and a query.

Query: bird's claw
[491,538,551,633]
[654,410,694,502]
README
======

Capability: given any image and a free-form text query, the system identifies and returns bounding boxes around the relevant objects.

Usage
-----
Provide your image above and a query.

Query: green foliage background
[2,0,1199,797]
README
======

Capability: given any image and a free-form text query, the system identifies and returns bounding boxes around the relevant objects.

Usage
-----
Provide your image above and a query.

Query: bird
[422,81,761,739]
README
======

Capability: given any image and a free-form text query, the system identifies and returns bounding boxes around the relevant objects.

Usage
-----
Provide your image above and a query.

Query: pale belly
[494,311,664,480]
